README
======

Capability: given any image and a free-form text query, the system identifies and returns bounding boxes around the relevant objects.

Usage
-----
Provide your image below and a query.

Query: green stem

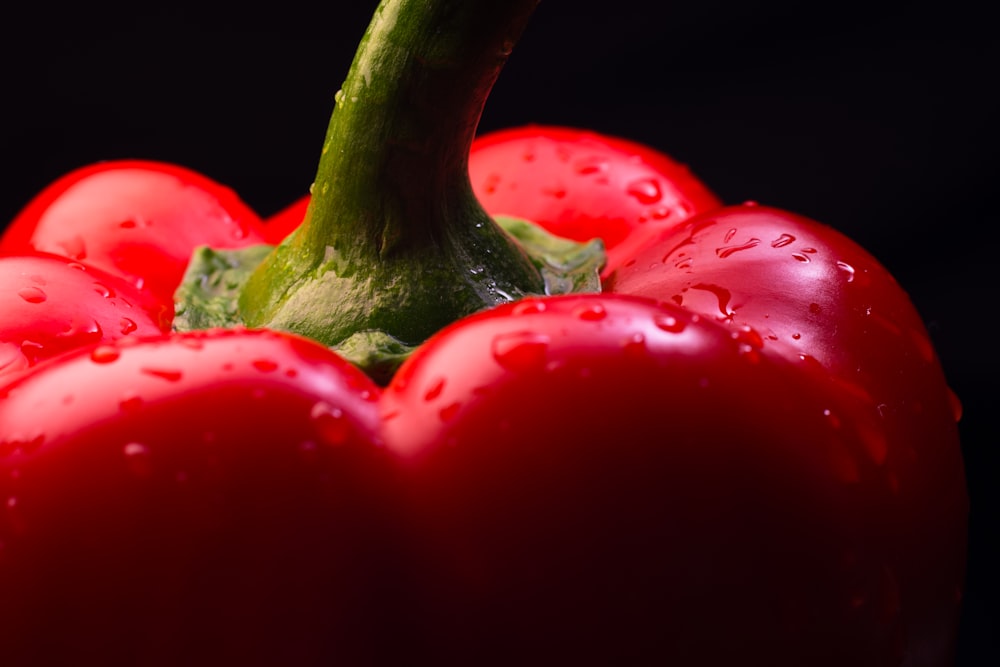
[239,0,544,348]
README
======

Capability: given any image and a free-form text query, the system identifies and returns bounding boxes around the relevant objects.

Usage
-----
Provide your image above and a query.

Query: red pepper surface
[0,0,966,665]
[0,253,163,380]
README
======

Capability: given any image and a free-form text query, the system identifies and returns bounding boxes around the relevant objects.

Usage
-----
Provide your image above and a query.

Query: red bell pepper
[0,0,966,665]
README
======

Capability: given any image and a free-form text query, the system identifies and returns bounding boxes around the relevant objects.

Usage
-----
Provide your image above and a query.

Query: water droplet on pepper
[837,261,856,282]
[574,156,608,175]
[16,287,46,304]
[491,331,549,371]
[771,234,795,248]
[626,178,662,204]
[141,368,183,382]
[252,359,279,373]
[424,378,446,401]
[653,314,685,333]
[311,401,351,445]
[622,332,648,360]
[716,238,761,258]
[573,303,607,321]
[541,185,567,199]
[649,206,672,220]
[90,346,121,364]
[512,299,546,316]
[123,443,153,477]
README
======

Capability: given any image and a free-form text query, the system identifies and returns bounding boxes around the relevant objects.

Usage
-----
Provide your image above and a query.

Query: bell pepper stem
[238,0,545,348]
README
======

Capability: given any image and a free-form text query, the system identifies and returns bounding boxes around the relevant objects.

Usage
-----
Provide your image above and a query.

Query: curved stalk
[238,0,545,349]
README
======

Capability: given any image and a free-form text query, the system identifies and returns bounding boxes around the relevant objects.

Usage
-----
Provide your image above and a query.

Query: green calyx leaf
[173,245,274,332]
[331,330,419,386]
[495,216,604,296]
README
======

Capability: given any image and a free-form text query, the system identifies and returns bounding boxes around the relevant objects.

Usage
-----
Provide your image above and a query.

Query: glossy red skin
[0,144,967,665]
[607,203,968,662]
[467,125,722,275]
[0,161,269,325]
[379,294,930,665]
[0,328,395,666]
[2,294,962,665]
[0,253,163,383]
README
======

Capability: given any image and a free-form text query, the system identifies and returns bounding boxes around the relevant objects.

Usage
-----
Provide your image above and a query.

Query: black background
[1,1,995,663]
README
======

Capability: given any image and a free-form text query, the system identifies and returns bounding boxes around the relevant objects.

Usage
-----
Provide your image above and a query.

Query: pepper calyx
[173,215,605,380]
